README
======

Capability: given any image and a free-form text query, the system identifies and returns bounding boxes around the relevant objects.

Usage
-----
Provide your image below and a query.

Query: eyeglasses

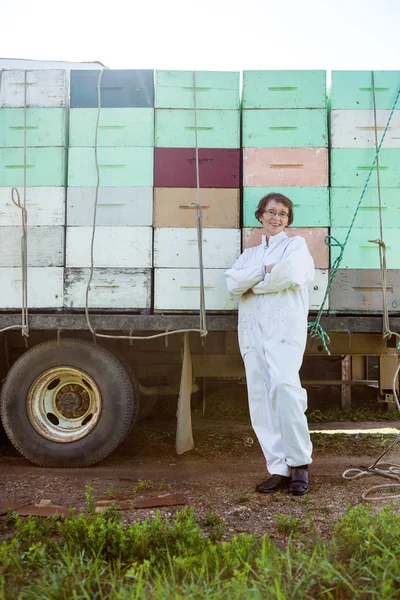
[264,209,289,219]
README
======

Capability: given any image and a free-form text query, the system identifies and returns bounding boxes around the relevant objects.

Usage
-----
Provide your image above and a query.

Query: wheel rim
[27,367,102,443]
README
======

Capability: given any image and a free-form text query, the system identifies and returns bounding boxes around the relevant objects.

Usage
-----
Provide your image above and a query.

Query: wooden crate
[68,147,154,187]
[330,110,400,148]
[69,108,154,147]
[0,108,67,147]
[329,71,400,110]
[155,70,240,109]
[0,267,63,308]
[242,227,329,268]
[0,226,64,267]
[0,187,65,226]
[66,226,152,268]
[154,148,240,188]
[155,109,240,148]
[242,109,328,148]
[154,268,238,311]
[329,270,400,312]
[330,188,400,228]
[70,70,154,108]
[153,228,241,268]
[0,147,67,186]
[243,148,328,187]
[67,187,152,226]
[0,70,67,108]
[64,268,151,309]
[153,188,239,228]
[331,149,400,187]
[330,227,400,269]
[243,186,329,227]
[242,70,326,109]
[309,269,329,310]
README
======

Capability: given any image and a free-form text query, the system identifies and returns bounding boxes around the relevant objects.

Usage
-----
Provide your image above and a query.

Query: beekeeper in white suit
[225,193,315,495]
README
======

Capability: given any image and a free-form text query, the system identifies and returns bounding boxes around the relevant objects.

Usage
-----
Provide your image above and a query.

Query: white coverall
[225,231,315,477]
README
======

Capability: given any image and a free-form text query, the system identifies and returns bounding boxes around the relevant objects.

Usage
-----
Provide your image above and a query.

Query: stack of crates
[329,71,400,312]
[0,69,67,309]
[66,69,154,310]
[241,70,330,310]
[153,70,241,311]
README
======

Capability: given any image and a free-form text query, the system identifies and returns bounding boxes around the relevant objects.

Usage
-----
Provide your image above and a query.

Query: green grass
[2,488,400,598]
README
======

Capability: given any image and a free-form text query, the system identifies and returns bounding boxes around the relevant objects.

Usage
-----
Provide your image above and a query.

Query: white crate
[64,268,151,309]
[66,187,152,226]
[331,110,400,148]
[154,228,241,268]
[0,70,68,108]
[0,226,64,267]
[0,187,65,226]
[66,226,152,268]
[0,267,63,308]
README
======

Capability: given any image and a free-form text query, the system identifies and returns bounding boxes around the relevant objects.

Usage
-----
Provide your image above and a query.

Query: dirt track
[1,415,400,540]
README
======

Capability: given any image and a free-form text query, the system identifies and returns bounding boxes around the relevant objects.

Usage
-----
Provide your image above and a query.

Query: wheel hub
[55,385,90,419]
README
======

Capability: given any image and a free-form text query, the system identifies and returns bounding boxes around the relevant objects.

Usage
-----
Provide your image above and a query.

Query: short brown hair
[255,193,294,226]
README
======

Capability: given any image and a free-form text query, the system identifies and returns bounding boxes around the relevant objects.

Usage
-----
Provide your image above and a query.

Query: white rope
[0,69,29,338]
[342,73,400,500]
[84,68,208,341]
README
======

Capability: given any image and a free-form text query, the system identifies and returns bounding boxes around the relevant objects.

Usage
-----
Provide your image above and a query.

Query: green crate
[330,188,400,227]
[242,109,327,148]
[242,70,326,109]
[0,108,67,147]
[68,147,154,186]
[329,70,400,110]
[69,108,154,147]
[330,227,400,269]
[155,109,240,148]
[155,71,240,109]
[331,149,400,187]
[0,147,67,186]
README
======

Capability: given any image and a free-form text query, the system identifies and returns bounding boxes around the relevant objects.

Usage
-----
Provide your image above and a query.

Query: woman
[225,193,314,495]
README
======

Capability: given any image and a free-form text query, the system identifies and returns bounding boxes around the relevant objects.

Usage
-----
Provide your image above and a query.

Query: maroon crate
[154,148,240,188]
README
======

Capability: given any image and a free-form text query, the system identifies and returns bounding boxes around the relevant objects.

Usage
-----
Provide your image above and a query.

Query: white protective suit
[225,230,315,477]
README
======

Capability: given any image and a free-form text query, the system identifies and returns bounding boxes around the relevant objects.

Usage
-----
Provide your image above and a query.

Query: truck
[0,58,399,467]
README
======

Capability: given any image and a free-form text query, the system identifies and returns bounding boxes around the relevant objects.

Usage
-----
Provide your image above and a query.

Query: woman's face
[259,200,290,237]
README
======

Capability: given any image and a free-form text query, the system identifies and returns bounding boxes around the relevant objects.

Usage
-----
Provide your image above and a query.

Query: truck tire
[0,338,136,467]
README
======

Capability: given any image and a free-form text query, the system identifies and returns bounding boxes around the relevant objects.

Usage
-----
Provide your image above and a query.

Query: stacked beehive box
[66,69,154,310]
[329,71,400,312]
[0,70,67,309]
[241,71,329,310]
[153,71,241,311]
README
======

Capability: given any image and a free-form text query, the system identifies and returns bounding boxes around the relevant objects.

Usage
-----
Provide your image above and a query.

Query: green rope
[308,85,400,355]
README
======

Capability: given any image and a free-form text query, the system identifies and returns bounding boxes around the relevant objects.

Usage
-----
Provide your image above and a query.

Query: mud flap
[176,332,194,455]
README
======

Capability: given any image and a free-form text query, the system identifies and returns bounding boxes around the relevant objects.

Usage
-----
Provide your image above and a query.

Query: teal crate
[329,71,400,110]
[155,71,240,109]
[331,149,400,187]
[330,227,400,269]
[0,108,67,147]
[69,108,154,147]
[242,109,327,148]
[0,147,67,186]
[243,186,329,227]
[242,70,326,109]
[330,188,400,228]
[155,109,240,148]
[68,147,154,186]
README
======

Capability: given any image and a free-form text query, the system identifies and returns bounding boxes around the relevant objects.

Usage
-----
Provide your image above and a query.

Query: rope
[342,73,400,501]
[308,81,400,355]
[84,68,208,342]
[0,69,29,338]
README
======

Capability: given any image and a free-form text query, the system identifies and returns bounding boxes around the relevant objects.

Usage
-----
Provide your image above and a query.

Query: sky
[1,0,400,72]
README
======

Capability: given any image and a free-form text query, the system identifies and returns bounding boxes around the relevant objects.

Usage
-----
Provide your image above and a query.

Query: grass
[307,407,400,423]
[2,488,400,599]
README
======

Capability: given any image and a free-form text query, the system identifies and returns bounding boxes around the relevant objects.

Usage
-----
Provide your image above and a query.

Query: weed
[106,484,115,498]
[275,514,306,536]
[202,508,225,542]
[236,491,250,504]
[133,479,153,493]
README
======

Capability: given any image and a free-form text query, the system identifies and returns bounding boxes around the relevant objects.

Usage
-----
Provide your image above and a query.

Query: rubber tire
[0,338,134,467]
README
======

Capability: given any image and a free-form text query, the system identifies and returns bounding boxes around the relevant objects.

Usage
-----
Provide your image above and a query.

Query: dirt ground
[1,408,400,542]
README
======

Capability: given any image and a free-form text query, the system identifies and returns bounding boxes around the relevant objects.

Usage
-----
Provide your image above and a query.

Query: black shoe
[288,468,309,495]
[256,474,290,493]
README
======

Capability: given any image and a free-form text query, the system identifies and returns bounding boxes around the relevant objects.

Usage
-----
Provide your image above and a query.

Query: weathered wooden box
[0,187,65,226]
[329,269,400,313]
[0,226,64,267]
[64,268,151,309]
[70,70,154,108]
[0,70,68,108]
[0,267,63,308]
